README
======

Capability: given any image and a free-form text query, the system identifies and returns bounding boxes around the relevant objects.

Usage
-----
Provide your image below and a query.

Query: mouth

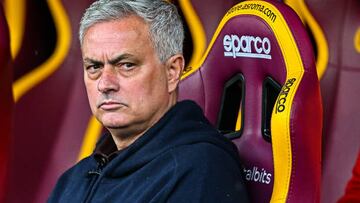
[98,100,126,111]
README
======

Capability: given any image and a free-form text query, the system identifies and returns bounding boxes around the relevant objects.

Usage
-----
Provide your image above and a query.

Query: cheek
[122,79,154,108]
[85,82,98,109]
[126,83,148,102]
[136,73,168,109]
[140,74,165,96]
[149,70,168,95]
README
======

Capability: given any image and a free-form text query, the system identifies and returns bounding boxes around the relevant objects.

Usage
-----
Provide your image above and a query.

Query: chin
[102,120,129,129]
[98,114,130,129]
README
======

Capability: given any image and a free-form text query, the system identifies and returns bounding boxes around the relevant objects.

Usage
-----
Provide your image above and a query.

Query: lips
[98,100,125,111]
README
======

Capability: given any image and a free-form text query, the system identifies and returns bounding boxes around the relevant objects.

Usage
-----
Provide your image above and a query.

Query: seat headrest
[179,1,322,202]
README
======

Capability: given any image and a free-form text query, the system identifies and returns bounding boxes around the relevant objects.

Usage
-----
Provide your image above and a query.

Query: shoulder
[171,142,241,168]
[165,143,249,202]
[169,142,242,175]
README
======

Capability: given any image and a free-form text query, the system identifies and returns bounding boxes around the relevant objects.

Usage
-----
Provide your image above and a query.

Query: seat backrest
[299,1,360,202]
[283,1,360,201]
[5,1,94,202]
[0,4,13,203]
[178,0,322,202]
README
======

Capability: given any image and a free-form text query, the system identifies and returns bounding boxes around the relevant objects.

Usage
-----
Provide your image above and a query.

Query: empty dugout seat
[302,1,360,202]
[5,1,93,202]
[0,4,13,203]
[282,0,360,201]
[178,0,322,202]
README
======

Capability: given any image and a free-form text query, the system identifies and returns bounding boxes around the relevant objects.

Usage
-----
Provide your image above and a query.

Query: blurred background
[0,0,359,202]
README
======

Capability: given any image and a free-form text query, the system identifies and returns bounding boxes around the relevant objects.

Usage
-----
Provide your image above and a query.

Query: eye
[121,62,136,71]
[86,64,102,74]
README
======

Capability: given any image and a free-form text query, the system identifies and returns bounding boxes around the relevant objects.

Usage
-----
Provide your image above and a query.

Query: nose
[97,66,120,93]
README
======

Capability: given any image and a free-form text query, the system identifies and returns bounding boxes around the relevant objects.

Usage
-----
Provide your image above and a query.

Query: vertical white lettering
[254,37,263,53]
[262,37,271,55]
[223,35,232,52]
[265,174,272,184]
[231,35,241,58]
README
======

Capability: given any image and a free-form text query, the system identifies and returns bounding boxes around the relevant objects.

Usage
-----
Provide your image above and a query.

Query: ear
[166,54,185,93]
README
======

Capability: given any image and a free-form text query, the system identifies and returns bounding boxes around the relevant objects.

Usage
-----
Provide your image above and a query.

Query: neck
[112,132,144,150]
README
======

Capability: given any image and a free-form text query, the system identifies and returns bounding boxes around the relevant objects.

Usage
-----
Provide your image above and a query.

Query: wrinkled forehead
[82,17,153,50]
[81,15,151,47]
[80,21,161,67]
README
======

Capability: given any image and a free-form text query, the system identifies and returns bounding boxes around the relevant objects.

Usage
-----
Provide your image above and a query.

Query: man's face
[82,16,181,137]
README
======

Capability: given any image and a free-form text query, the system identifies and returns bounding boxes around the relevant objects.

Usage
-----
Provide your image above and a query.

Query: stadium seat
[283,1,360,201]
[303,1,360,202]
[178,0,323,202]
[0,4,13,202]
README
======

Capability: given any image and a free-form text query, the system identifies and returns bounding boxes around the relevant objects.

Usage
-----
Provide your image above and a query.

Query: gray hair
[79,0,184,62]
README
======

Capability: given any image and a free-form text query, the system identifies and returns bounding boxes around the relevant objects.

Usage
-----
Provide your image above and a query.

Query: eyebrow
[83,58,103,66]
[108,53,136,65]
[83,53,137,66]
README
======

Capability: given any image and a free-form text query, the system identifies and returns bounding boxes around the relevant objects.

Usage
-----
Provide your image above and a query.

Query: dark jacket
[48,100,249,203]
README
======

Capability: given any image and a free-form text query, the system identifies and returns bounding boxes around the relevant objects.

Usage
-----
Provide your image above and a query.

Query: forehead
[82,15,152,52]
